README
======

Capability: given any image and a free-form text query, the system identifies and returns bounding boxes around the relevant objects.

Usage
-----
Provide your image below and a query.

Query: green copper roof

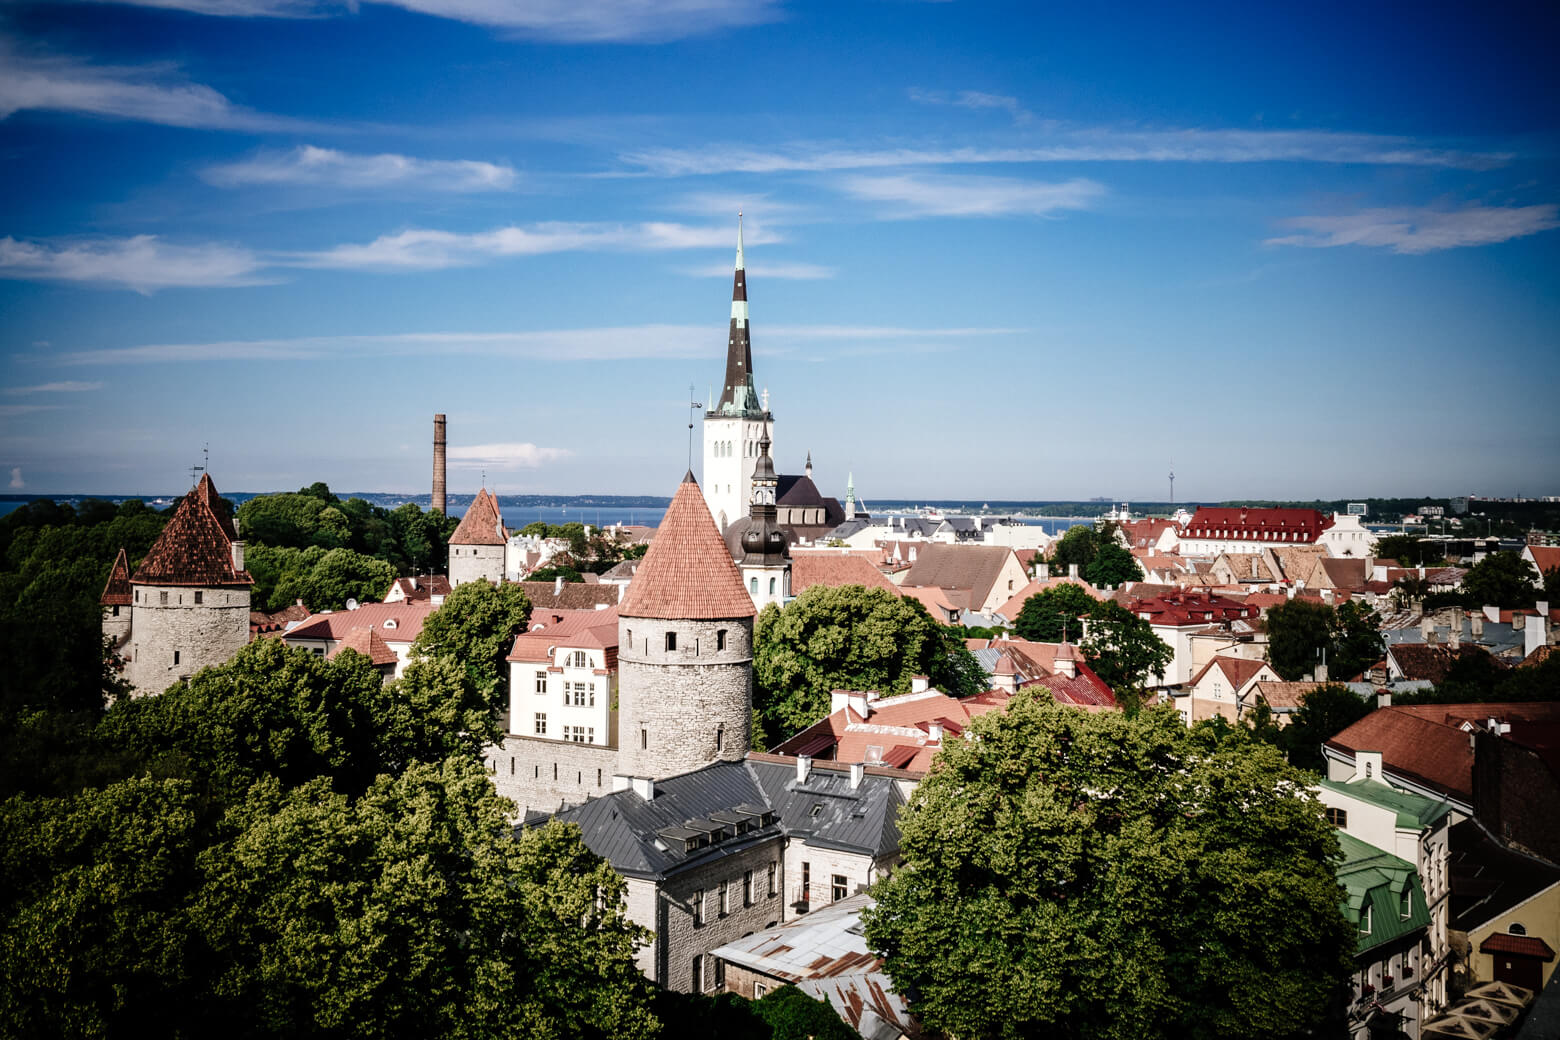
[1334,830,1430,955]
[1318,777,1453,831]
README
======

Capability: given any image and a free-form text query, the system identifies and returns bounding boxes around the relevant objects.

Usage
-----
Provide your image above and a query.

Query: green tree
[1080,599,1173,712]
[753,585,978,741]
[1460,550,1540,609]
[1265,599,1335,681]
[1084,541,1144,588]
[864,699,1353,1040]
[755,986,860,1040]
[1329,600,1385,681]
[1278,683,1373,772]
[410,579,532,709]
[1047,523,1100,576]
[1012,583,1098,642]
[1371,535,1435,567]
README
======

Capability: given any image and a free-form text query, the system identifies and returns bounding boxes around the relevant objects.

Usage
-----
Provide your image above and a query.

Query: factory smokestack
[432,413,447,514]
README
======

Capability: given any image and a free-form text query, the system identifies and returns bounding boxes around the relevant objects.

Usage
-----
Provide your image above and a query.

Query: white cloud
[56,324,1021,365]
[0,39,317,132]
[8,467,22,489]
[682,261,835,279]
[0,405,61,418]
[73,0,783,41]
[202,145,518,191]
[3,381,104,394]
[447,442,571,469]
[0,235,268,293]
[909,87,1032,124]
[619,129,1510,176]
[1266,203,1560,254]
[840,173,1104,218]
[296,220,781,271]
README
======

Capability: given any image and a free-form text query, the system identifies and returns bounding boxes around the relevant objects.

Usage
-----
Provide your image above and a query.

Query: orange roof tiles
[790,553,900,595]
[285,602,433,645]
[449,488,508,546]
[1189,655,1272,691]
[1325,708,1476,801]
[130,473,254,588]
[618,472,756,620]
[1526,545,1560,574]
[507,607,620,663]
[329,626,399,666]
[1034,661,1116,709]
[100,547,132,606]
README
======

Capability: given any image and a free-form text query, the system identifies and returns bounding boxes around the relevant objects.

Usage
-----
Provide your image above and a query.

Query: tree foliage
[246,544,398,612]
[0,640,658,1040]
[753,585,984,742]
[1080,600,1173,711]
[1276,683,1373,772]
[1046,523,1103,576]
[1012,584,1098,643]
[1460,550,1540,609]
[410,578,532,711]
[1330,600,1385,682]
[1265,600,1335,681]
[864,699,1353,1040]
[237,486,456,576]
[1371,535,1439,567]
[1084,542,1143,589]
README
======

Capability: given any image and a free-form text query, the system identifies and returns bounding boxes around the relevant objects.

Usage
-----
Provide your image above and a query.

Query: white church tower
[702,213,773,533]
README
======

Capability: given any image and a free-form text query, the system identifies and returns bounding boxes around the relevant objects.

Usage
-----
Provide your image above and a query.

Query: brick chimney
[432,413,447,515]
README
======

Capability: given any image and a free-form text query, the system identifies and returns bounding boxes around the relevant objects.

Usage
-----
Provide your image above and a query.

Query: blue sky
[1,0,1556,502]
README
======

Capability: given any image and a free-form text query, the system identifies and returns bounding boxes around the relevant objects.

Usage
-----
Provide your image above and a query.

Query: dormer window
[383,619,397,630]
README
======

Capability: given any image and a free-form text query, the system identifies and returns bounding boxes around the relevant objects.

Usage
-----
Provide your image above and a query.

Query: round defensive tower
[616,471,757,780]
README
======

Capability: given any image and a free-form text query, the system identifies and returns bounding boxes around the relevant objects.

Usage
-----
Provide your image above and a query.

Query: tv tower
[1168,462,1175,506]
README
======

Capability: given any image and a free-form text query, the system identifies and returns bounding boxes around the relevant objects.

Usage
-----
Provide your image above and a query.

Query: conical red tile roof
[130,473,253,588]
[449,488,508,546]
[100,547,133,606]
[619,472,756,620]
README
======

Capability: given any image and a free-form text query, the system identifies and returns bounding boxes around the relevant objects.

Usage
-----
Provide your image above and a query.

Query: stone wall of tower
[616,615,753,779]
[449,543,505,587]
[482,735,619,818]
[123,584,249,696]
[702,416,769,531]
[102,604,133,648]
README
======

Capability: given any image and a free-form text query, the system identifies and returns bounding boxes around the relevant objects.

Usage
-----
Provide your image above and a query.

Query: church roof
[712,214,766,418]
[130,473,254,587]
[449,487,508,546]
[100,546,133,606]
[620,472,756,620]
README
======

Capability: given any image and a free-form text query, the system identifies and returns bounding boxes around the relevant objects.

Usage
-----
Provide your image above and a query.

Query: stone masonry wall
[484,734,619,818]
[124,584,249,696]
[102,605,132,648]
[781,840,884,912]
[449,544,504,587]
[617,615,752,779]
[638,835,787,993]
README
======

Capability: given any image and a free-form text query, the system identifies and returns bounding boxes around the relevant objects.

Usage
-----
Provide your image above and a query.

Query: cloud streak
[0,235,268,292]
[681,261,835,279]
[54,324,1023,365]
[1266,203,1560,254]
[448,442,572,469]
[620,129,1511,176]
[202,145,517,191]
[4,381,104,394]
[296,220,782,270]
[0,39,319,132]
[909,87,1032,124]
[73,0,784,42]
[840,172,1103,218]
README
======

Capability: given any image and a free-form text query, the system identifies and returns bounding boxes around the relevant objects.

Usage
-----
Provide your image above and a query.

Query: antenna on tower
[687,384,703,471]
[188,442,208,486]
[1168,462,1175,507]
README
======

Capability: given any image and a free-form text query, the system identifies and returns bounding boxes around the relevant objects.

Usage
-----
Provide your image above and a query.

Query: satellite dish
[346,598,359,611]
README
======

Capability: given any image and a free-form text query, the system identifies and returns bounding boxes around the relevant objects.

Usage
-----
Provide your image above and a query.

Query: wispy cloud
[296,220,781,270]
[448,442,572,469]
[4,381,104,394]
[55,324,1021,365]
[75,0,784,42]
[681,261,835,279]
[202,145,517,191]
[0,235,268,293]
[0,405,61,418]
[840,173,1103,218]
[620,129,1511,176]
[0,38,318,132]
[909,87,1032,124]
[1266,203,1560,254]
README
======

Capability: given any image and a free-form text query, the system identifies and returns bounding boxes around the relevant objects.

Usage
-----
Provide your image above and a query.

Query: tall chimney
[432,413,447,515]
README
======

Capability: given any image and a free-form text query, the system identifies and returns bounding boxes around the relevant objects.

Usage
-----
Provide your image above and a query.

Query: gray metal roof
[548,758,903,881]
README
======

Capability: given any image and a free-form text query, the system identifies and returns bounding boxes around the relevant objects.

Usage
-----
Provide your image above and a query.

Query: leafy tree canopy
[1371,535,1440,568]
[1265,599,1335,681]
[753,585,984,742]
[1460,550,1540,609]
[410,579,532,708]
[1084,541,1144,589]
[1012,583,1098,643]
[1276,683,1373,772]
[864,698,1353,1040]
[1080,599,1173,711]
[246,544,398,612]
[1046,522,1103,575]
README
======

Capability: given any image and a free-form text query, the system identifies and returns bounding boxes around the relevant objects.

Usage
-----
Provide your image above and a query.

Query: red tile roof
[385,574,452,601]
[284,602,432,645]
[518,581,620,610]
[1325,708,1476,802]
[449,488,508,546]
[1478,933,1555,959]
[1189,655,1272,692]
[618,472,755,620]
[790,553,901,595]
[1034,661,1116,709]
[100,547,132,606]
[901,543,1019,610]
[507,607,620,663]
[1526,545,1560,574]
[1181,507,1333,544]
[1388,643,1499,683]
[1126,590,1256,627]
[130,473,254,588]
[329,626,399,666]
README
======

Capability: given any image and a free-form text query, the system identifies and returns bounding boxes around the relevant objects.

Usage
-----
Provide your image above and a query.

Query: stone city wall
[124,584,249,696]
[484,734,619,818]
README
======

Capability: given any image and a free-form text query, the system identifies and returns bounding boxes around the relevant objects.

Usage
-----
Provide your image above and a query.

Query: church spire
[716,211,762,416]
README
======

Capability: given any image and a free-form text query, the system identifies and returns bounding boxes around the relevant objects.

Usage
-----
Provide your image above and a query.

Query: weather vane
[687,384,703,470]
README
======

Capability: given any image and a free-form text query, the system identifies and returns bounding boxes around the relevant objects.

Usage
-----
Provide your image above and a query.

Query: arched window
[769,577,776,594]
[750,576,758,593]
[1510,923,1528,936]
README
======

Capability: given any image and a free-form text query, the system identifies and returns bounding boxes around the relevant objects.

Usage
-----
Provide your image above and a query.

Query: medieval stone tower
[616,471,757,780]
[103,473,253,697]
[703,213,774,533]
[448,487,507,586]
